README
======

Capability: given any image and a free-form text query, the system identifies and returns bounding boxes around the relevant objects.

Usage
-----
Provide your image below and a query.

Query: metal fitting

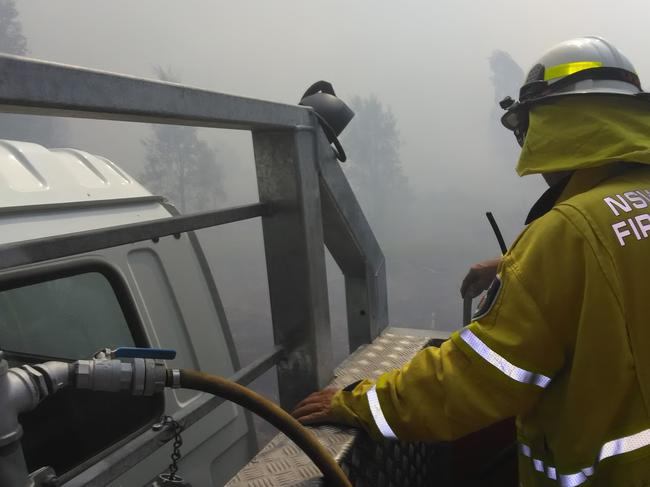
[74,359,133,392]
[32,361,74,396]
[144,359,166,396]
[0,348,168,486]
[171,369,181,389]
[6,368,41,415]
[0,354,73,486]
[3,361,73,424]
[131,358,166,396]
[74,358,166,395]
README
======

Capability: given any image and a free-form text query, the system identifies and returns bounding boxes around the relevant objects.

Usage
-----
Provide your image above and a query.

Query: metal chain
[155,415,184,482]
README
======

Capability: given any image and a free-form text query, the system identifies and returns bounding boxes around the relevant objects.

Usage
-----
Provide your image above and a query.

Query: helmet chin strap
[515,127,527,147]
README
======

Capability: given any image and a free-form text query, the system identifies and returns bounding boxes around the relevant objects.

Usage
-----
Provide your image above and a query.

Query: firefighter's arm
[329,210,584,442]
[460,257,501,298]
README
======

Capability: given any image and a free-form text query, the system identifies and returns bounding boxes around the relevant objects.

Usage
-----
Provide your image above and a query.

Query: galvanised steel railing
[0,54,388,481]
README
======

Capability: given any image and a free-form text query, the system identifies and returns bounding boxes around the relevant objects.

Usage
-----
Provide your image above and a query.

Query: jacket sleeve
[330,209,590,442]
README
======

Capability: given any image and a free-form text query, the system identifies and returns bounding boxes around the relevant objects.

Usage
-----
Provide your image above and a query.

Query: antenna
[486,211,508,255]
[462,212,508,325]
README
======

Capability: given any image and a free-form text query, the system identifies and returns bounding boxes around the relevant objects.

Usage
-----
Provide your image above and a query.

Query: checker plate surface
[226,328,449,487]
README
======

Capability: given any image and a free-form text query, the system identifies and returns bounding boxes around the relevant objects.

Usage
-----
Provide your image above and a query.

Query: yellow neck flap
[517,95,650,176]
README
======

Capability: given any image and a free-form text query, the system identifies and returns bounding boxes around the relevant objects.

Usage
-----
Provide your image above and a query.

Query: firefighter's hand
[291,387,339,425]
[460,258,501,299]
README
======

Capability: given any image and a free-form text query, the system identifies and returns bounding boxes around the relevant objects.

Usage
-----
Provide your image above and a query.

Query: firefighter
[292,36,650,486]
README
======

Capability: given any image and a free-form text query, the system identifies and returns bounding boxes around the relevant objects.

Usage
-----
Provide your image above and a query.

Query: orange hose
[171,369,352,487]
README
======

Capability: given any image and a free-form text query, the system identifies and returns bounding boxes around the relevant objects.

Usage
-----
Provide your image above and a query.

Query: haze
[7,1,647,371]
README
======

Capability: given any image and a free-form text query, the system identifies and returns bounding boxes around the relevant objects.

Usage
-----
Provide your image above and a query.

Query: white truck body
[0,140,253,486]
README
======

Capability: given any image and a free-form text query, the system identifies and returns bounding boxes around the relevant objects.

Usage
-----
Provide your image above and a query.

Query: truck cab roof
[0,139,169,245]
[0,139,151,208]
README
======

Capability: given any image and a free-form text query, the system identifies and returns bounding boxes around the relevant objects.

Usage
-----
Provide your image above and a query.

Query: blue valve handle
[113,347,177,360]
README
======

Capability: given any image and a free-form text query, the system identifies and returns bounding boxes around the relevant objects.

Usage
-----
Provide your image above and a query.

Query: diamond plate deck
[226,327,450,487]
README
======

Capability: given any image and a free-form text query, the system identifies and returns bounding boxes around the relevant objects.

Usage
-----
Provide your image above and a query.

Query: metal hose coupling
[73,346,174,395]
[75,347,175,395]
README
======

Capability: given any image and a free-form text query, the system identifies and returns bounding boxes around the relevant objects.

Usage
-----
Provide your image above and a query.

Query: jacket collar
[525,176,570,225]
[525,164,634,225]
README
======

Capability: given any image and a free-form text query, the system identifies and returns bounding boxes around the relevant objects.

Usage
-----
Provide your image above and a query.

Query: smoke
[6,0,647,427]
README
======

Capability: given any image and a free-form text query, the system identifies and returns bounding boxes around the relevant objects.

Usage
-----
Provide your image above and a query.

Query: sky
[9,0,650,340]
[15,0,650,195]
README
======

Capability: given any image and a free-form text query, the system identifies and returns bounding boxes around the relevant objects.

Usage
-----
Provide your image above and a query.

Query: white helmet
[500,36,644,145]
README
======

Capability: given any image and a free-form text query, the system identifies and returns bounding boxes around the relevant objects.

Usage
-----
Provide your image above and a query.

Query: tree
[0,0,69,147]
[488,50,525,168]
[341,95,409,236]
[489,50,524,105]
[140,67,225,213]
[0,0,26,55]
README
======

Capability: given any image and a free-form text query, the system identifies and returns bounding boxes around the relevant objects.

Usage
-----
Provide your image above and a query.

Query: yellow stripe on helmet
[544,61,604,81]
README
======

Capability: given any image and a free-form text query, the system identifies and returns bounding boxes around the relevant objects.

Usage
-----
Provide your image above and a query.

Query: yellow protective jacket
[330,96,650,486]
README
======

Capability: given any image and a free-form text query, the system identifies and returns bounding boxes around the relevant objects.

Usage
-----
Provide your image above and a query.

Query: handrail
[0,54,310,130]
[0,203,270,271]
[316,136,388,349]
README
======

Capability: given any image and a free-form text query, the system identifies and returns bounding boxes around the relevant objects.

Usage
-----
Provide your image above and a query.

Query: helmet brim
[501,90,645,131]
[539,87,642,99]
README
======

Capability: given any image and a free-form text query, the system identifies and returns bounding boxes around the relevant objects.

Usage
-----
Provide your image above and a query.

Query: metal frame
[0,203,269,271]
[0,54,310,130]
[0,195,165,217]
[253,128,334,406]
[0,53,388,483]
[316,136,388,351]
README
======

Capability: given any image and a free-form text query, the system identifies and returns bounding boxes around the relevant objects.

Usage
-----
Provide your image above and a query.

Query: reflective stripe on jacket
[330,164,650,486]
